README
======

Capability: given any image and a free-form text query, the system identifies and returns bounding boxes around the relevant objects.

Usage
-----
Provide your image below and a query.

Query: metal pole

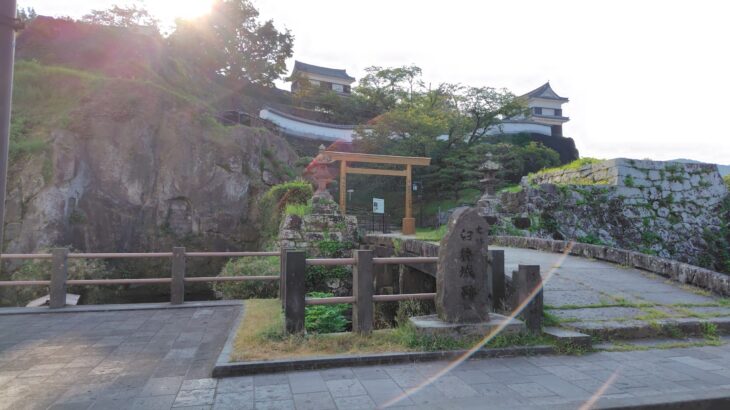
[0,1,17,267]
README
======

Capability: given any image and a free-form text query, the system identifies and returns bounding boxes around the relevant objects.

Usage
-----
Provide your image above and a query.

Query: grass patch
[232,299,558,362]
[415,225,447,242]
[419,189,481,219]
[499,184,522,194]
[528,158,602,182]
[284,203,312,217]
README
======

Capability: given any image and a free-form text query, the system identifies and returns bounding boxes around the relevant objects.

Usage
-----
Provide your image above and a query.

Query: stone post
[353,250,374,334]
[436,207,490,323]
[49,248,68,309]
[513,264,543,333]
[487,250,506,311]
[170,247,186,305]
[284,250,306,334]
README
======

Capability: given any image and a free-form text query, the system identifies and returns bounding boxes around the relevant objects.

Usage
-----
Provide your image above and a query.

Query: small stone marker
[513,264,543,333]
[436,207,490,323]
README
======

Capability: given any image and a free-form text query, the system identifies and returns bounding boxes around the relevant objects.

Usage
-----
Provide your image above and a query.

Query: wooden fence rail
[0,247,441,320]
[282,249,440,335]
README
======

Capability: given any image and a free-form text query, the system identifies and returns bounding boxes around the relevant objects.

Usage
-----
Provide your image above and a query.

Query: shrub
[284,203,311,217]
[305,292,349,333]
[259,179,313,241]
[305,240,355,291]
[0,257,119,307]
[214,257,279,299]
[724,175,730,190]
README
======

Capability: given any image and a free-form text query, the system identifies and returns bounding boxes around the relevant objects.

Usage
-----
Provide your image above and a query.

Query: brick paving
[3,306,730,408]
[0,305,238,410]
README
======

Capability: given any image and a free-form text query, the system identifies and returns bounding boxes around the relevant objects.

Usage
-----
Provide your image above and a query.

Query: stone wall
[486,159,728,266]
[278,197,358,255]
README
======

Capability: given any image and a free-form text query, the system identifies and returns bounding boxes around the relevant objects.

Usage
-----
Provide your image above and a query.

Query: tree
[16,6,37,24]
[82,3,159,30]
[170,0,293,86]
[724,174,730,190]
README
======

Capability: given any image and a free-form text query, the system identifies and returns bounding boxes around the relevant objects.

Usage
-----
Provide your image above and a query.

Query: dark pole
[0,0,17,263]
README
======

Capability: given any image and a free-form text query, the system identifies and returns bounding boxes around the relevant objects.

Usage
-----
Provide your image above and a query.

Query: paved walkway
[3,247,730,409]
[0,305,239,410]
[493,246,729,340]
[3,305,730,409]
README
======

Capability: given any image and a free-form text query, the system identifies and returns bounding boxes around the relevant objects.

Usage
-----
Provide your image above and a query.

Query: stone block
[409,313,524,339]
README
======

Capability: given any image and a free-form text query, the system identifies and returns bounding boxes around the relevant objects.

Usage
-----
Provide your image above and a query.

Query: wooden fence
[0,248,524,335]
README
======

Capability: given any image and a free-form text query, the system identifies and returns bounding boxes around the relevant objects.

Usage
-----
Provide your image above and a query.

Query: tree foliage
[324,65,551,199]
[169,0,293,86]
[82,3,159,30]
[16,6,37,24]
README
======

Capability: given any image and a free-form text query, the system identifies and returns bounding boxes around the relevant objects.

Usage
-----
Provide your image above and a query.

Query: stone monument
[410,207,524,337]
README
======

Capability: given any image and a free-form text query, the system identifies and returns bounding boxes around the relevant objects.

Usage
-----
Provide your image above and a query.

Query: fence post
[280,247,288,310]
[513,264,543,333]
[49,248,68,309]
[487,250,505,311]
[284,250,306,334]
[353,249,374,335]
[171,247,186,305]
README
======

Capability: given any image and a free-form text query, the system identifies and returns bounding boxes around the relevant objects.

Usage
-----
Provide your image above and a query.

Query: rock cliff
[6,67,298,255]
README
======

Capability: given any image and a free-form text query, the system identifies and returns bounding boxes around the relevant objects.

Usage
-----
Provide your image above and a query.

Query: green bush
[724,175,730,190]
[284,202,311,217]
[0,257,119,307]
[214,257,279,299]
[305,292,349,333]
[305,240,355,291]
[259,179,313,241]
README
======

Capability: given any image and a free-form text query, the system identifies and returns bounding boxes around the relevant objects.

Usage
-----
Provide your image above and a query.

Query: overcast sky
[20,0,730,164]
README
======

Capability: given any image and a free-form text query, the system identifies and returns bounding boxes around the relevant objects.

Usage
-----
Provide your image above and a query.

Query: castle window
[555,109,562,117]
[332,83,344,93]
[309,79,321,87]
[533,107,543,115]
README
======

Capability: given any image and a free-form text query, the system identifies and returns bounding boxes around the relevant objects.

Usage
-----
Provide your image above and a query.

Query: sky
[19,0,730,164]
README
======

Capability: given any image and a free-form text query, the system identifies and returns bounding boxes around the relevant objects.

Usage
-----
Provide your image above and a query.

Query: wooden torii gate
[324,151,431,235]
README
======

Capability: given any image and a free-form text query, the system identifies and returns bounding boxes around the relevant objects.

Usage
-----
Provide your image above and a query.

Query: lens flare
[382,241,575,408]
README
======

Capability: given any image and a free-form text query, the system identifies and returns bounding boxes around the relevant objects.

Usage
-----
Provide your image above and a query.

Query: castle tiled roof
[292,61,355,82]
[522,82,569,102]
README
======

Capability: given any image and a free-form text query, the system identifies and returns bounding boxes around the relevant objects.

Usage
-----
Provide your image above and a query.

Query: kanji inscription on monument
[436,207,490,323]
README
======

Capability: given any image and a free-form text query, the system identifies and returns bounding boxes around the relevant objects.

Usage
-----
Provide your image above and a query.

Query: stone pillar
[513,264,543,333]
[353,250,374,334]
[487,250,506,311]
[170,247,186,305]
[436,207,490,323]
[284,250,306,334]
[49,248,68,309]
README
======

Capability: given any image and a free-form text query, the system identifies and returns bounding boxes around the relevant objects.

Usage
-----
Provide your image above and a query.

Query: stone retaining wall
[490,158,728,265]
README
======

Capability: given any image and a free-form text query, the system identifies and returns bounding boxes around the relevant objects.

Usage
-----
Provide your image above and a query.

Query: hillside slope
[6,21,299,255]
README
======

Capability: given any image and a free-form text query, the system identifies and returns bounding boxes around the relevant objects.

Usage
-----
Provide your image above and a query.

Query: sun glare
[151,0,213,22]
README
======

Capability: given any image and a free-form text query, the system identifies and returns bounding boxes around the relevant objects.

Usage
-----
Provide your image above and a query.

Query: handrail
[184,275,279,283]
[306,258,355,266]
[186,251,279,257]
[0,253,52,260]
[0,280,51,286]
[67,278,172,285]
[68,252,173,259]
[373,257,438,264]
